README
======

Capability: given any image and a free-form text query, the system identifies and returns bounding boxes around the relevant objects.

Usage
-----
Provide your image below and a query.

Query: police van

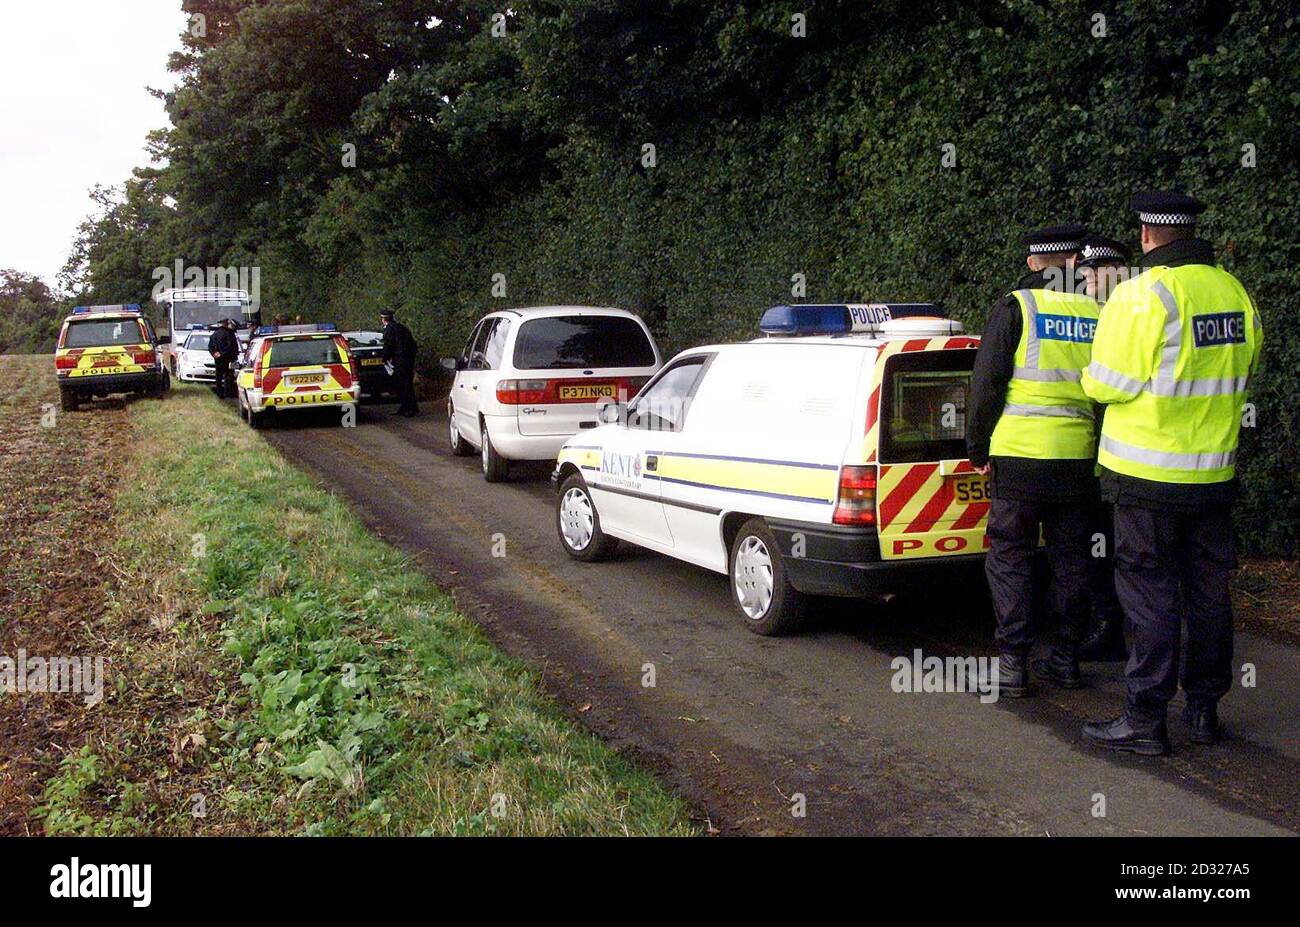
[235,323,361,427]
[53,304,170,411]
[551,303,989,634]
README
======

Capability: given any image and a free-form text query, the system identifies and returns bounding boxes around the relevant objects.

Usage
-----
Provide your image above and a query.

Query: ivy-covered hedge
[75,0,1300,553]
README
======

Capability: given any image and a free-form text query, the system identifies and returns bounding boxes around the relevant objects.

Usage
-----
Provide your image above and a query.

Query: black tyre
[480,419,509,482]
[556,473,618,562]
[448,402,473,456]
[59,388,79,412]
[728,517,805,636]
[242,391,264,429]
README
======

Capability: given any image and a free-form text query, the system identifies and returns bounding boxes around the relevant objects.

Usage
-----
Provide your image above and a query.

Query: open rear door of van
[865,338,990,561]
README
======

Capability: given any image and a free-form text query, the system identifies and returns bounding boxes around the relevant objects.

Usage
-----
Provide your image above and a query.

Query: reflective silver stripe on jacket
[1085,361,1145,394]
[1002,403,1094,420]
[1012,366,1081,382]
[1018,289,1041,369]
[1099,435,1236,470]
[1147,376,1250,397]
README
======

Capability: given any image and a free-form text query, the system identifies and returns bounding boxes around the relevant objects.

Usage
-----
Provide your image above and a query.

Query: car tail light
[54,354,78,371]
[496,379,550,404]
[253,344,268,389]
[833,466,878,526]
[132,349,156,365]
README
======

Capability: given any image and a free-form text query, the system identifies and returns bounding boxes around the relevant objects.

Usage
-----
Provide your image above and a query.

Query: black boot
[968,652,1028,699]
[1184,704,1221,745]
[1032,642,1084,689]
[1082,713,1170,756]
[1078,615,1126,662]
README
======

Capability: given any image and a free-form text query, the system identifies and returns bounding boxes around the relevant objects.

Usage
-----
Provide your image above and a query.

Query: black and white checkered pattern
[1082,243,1124,261]
[1027,241,1081,254]
[1138,211,1196,226]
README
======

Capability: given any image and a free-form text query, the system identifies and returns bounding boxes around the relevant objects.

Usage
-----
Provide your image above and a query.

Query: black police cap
[1130,190,1205,226]
[1076,234,1132,268]
[379,309,395,319]
[1019,223,1087,256]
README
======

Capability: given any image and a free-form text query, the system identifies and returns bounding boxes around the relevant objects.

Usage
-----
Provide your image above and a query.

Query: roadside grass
[38,383,697,835]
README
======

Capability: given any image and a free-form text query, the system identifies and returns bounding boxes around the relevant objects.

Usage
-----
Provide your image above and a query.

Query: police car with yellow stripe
[235,323,360,427]
[552,304,991,634]
[54,304,169,411]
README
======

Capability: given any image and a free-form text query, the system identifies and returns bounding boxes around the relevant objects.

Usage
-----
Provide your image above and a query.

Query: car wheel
[729,517,804,636]
[244,392,264,429]
[480,420,508,482]
[59,388,78,412]
[448,402,472,456]
[556,473,618,562]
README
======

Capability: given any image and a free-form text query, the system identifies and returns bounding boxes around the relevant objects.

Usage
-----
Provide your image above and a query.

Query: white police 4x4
[552,304,991,635]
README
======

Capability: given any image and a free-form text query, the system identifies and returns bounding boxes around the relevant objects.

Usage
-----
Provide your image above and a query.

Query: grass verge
[37,382,696,835]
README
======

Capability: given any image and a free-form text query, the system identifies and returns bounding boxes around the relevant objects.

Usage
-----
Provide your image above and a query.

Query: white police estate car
[551,304,990,635]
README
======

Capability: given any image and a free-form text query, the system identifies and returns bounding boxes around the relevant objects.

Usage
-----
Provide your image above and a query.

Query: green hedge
[79,0,1300,554]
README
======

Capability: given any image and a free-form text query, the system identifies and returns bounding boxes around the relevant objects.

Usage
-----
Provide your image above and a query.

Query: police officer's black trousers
[1088,499,1125,627]
[1112,503,1236,723]
[985,497,1091,656]
[394,363,417,414]
[214,359,233,399]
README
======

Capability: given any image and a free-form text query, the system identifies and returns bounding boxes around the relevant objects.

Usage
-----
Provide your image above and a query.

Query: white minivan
[442,306,662,481]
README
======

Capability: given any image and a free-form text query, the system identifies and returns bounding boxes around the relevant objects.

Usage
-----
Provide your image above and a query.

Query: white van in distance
[443,306,662,482]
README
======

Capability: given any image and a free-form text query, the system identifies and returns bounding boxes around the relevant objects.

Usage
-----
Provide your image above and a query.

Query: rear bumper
[486,414,569,462]
[59,371,160,393]
[767,518,986,597]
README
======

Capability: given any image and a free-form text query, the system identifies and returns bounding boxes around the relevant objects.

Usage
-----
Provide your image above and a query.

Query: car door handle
[645,455,658,472]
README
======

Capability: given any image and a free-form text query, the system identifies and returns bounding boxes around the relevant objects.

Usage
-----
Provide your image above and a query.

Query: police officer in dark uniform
[1081,192,1263,755]
[967,224,1099,697]
[1075,235,1132,661]
[208,317,240,400]
[381,309,419,417]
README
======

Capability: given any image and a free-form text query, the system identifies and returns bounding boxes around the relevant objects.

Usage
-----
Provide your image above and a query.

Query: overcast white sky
[0,1,187,286]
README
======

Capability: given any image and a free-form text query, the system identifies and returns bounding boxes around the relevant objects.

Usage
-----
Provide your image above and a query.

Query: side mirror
[156,333,171,345]
[440,356,465,372]
[598,402,625,425]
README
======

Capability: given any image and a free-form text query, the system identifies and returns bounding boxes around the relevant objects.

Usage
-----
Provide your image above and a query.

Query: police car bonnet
[759,303,961,336]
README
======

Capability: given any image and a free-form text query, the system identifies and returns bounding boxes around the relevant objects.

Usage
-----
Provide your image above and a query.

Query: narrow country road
[265,404,1300,836]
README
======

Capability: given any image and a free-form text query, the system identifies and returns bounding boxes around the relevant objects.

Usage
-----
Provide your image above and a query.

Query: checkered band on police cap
[1027,240,1081,254]
[1081,242,1124,261]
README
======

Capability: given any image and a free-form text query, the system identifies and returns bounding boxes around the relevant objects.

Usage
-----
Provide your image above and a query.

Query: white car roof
[485,305,640,319]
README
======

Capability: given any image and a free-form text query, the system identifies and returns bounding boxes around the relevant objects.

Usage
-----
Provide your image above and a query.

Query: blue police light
[759,302,948,335]
[253,322,339,336]
[71,303,142,315]
[759,305,852,335]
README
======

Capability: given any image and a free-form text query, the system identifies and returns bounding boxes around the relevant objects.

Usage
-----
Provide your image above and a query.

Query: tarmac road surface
[265,403,1300,836]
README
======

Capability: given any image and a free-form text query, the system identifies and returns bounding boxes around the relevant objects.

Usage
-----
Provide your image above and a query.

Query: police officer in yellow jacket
[1081,192,1263,755]
[968,224,1100,697]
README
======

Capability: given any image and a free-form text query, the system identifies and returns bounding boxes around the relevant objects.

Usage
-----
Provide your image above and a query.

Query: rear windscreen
[880,350,975,463]
[266,338,340,368]
[63,319,145,348]
[513,316,655,370]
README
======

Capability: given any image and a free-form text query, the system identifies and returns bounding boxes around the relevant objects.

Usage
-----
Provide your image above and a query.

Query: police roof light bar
[759,303,946,336]
[71,303,143,315]
[253,323,339,337]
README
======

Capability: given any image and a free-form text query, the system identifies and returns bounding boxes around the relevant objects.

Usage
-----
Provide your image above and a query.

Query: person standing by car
[208,317,240,400]
[1080,192,1263,755]
[381,309,419,417]
[967,223,1100,698]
